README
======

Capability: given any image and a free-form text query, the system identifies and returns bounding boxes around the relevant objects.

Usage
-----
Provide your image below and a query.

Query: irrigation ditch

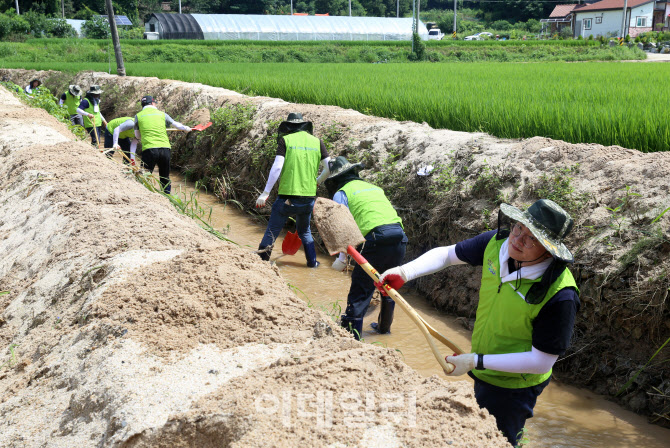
[1,68,669,437]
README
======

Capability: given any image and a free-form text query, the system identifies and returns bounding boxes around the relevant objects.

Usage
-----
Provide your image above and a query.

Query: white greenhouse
[144,13,428,41]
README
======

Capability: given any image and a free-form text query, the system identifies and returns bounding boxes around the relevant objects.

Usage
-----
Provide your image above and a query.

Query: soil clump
[2,67,669,427]
[0,84,509,447]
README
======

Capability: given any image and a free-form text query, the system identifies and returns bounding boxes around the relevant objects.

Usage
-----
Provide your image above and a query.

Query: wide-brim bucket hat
[500,199,574,263]
[285,112,307,123]
[69,84,82,96]
[327,156,364,180]
[88,85,103,95]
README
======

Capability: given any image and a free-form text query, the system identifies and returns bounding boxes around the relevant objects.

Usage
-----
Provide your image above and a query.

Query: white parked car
[428,28,444,40]
[464,32,493,41]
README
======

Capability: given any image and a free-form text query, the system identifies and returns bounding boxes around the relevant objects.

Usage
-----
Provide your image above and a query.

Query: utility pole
[62,0,65,18]
[619,0,629,38]
[291,0,293,15]
[417,0,421,27]
[349,0,352,16]
[105,0,126,77]
[179,0,181,14]
[14,0,19,15]
[453,0,458,35]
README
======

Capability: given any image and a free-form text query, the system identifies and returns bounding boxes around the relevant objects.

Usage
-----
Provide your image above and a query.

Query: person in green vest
[379,199,580,447]
[76,85,108,147]
[103,116,137,164]
[256,112,330,268]
[58,85,83,127]
[134,95,191,194]
[324,156,407,340]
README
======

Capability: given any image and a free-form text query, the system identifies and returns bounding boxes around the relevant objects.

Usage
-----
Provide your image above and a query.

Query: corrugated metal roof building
[145,13,427,41]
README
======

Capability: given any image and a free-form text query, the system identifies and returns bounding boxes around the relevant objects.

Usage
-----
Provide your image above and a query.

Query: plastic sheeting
[191,14,427,41]
[151,13,204,40]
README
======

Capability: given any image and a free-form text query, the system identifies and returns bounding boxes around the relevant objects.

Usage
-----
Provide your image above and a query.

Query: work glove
[331,258,347,272]
[185,126,192,132]
[378,266,409,290]
[444,353,477,376]
[256,191,270,208]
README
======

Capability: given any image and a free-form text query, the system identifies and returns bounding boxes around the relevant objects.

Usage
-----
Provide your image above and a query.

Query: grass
[3,60,665,153]
[0,37,637,64]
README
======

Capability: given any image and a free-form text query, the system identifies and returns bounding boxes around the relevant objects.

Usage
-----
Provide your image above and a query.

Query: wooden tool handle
[347,246,457,374]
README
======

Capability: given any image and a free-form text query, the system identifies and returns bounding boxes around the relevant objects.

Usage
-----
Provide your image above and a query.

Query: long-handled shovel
[312,197,463,374]
[167,121,213,132]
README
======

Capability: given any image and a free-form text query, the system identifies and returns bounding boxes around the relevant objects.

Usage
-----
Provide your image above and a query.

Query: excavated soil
[0,84,509,447]
[1,67,669,429]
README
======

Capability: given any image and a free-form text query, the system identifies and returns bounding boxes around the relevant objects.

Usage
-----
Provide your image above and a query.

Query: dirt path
[0,86,509,447]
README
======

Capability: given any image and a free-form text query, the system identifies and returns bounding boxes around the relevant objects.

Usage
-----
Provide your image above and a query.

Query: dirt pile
[2,68,668,425]
[0,85,508,446]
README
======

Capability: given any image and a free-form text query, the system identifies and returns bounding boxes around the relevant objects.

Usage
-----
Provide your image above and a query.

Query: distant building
[144,13,428,41]
[542,0,668,38]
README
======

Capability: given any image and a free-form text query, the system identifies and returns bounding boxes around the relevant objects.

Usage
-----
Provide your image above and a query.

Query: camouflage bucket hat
[69,85,82,96]
[500,199,574,263]
[327,156,364,180]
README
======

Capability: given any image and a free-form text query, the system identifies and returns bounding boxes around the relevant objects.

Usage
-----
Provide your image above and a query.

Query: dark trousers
[141,147,171,194]
[259,196,316,248]
[69,114,83,127]
[85,126,104,146]
[472,376,550,446]
[344,224,407,319]
[103,130,131,163]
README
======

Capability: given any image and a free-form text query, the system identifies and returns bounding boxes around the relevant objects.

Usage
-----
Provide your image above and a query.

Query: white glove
[444,353,477,376]
[331,258,347,272]
[256,191,270,208]
[185,126,192,132]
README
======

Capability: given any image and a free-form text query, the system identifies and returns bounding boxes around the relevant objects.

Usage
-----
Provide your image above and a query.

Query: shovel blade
[312,197,365,255]
[281,230,302,256]
[192,121,213,131]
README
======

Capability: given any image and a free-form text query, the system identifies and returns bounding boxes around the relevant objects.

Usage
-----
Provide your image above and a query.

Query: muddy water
[172,177,670,448]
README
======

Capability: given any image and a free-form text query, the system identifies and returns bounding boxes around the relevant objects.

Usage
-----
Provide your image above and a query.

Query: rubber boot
[371,296,395,334]
[340,315,363,341]
[258,244,271,261]
[304,241,320,268]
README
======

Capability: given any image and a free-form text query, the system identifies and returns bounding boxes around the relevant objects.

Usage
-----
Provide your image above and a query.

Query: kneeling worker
[325,156,407,339]
[134,95,191,193]
[379,199,580,446]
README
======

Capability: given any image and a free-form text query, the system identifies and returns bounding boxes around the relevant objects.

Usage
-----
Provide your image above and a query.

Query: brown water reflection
[172,177,670,448]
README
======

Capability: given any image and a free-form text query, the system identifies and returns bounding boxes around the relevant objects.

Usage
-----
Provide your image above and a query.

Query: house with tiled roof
[572,0,659,37]
[541,4,581,34]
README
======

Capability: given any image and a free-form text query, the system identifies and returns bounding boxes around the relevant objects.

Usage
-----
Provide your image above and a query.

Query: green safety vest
[135,108,171,150]
[107,117,135,140]
[277,131,321,196]
[82,98,102,128]
[339,179,403,237]
[471,235,578,389]
[64,91,80,116]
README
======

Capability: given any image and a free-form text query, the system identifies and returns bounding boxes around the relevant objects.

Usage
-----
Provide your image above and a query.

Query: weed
[516,427,530,447]
[0,343,18,370]
[533,164,590,215]
[320,122,346,153]
[617,336,670,396]
[471,160,506,203]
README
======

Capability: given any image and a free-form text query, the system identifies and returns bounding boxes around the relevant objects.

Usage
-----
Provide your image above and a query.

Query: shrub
[47,18,77,38]
[82,15,110,39]
[119,26,145,40]
[491,20,512,31]
[23,10,50,36]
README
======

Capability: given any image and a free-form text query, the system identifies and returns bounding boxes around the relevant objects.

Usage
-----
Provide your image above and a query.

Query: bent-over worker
[325,156,407,339]
[134,95,191,194]
[104,116,137,164]
[24,78,41,97]
[256,112,330,268]
[380,199,580,446]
